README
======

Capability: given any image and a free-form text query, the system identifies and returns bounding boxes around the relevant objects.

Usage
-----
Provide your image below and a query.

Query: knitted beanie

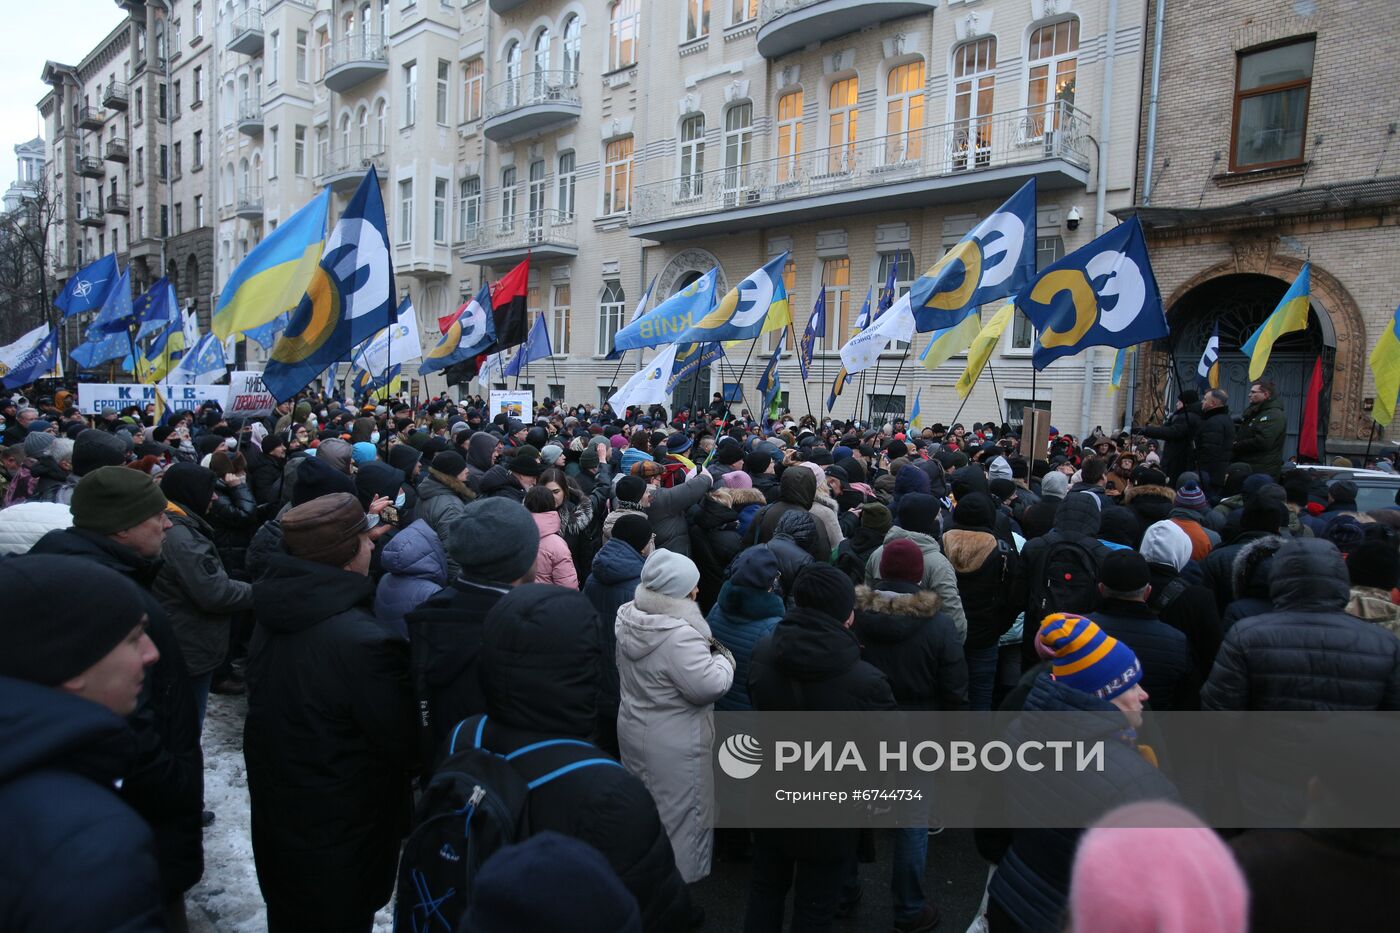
[860,502,893,533]
[281,493,369,568]
[432,450,467,477]
[70,466,168,534]
[720,470,753,490]
[640,549,700,598]
[792,563,856,624]
[879,538,925,584]
[1037,613,1143,700]
[610,513,653,555]
[448,498,540,583]
[1174,484,1209,511]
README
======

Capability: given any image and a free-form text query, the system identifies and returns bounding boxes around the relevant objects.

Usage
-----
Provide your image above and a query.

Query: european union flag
[54,253,118,318]
[71,324,132,369]
[503,314,553,376]
[243,313,288,349]
[129,278,180,341]
[263,167,396,402]
[797,289,825,381]
[87,267,135,336]
[1017,216,1167,371]
[909,179,1037,333]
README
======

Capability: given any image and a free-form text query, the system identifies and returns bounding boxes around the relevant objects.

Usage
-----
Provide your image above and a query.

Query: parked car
[1289,465,1400,511]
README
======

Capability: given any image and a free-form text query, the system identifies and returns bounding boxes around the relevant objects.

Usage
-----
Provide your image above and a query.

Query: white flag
[355,303,423,373]
[0,324,51,376]
[609,344,679,411]
[476,350,510,389]
[838,292,915,375]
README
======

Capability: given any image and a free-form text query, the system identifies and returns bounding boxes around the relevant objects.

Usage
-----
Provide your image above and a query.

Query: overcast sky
[0,1,127,194]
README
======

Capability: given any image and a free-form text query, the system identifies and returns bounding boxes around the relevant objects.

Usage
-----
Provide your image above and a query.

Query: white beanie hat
[640,549,700,599]
[1141,520,1193,572]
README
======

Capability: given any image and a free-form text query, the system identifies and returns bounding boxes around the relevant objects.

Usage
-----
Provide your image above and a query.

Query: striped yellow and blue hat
[1037,613,1143,701]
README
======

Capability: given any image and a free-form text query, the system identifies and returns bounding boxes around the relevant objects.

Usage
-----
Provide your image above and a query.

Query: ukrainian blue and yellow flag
[675,253,790,345]
[140,314,188,383]
[909,388,923,431]
[955,303,1015,398]
[1242,263,1311,381]
[1369,302,1400,425]
[213,189,329,341]
[264,170,394,402]
[1108,344,1135,393]
[919,312,982,373]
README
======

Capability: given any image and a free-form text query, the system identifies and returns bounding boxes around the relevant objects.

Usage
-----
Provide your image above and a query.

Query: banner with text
[78,382,230,414]
[227,370,278,418]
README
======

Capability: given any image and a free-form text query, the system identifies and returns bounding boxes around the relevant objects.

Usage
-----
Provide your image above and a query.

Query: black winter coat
[1090,599,1197,710]
[1193,405,1235,490]
[1198,529,1279,613]
[853,582,968,710]
[1139,403,1201,482]
[478,462,526,501]
[243,443,284,514]
[245,554,416,927]
[404,577,513,763]
[942,527,1025,649]
[1145,562,1223,681]
[0,677,164,932]
[207,477,258,575]
[983,674,1179,932]
[474,585,691,932]
[833,524,886,585]
[28,527,205,898]
[1020,493,1111,664]
[749,470,781,504]
[688,487,766,613]
[745,468,831,560]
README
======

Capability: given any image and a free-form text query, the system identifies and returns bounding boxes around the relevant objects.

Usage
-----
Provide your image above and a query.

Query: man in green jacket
[1232,380,1287,478]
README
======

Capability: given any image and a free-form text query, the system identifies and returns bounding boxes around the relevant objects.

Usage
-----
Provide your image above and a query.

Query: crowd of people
[1,376,1398,933]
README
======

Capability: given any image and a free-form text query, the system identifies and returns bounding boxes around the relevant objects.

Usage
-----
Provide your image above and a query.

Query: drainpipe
[1126,0,1167,428]
[1082,0,1119,438]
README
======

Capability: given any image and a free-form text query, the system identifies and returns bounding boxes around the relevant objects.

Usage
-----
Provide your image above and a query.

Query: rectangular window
[158,83,167,118]
[824,256,851,348]
[193,2,202,38]
[463,58,484,121]
[294,125,306,176]
[551,284,571,354]
[876,250,914,350]
[609,0,639,71]
[172,141,181,176]
[193,131,203,168]
[174,204,183,236]
[173,80,182,114]
[134,87,143,124]
[269,31,280,84]
[269,126,279,178]
[459,176,481,238]
[597,280,625,355]
[315,28,329,80]
[1010,236,1066,350]
[501,166,517,223]
[433,177,448,243]
[679,115,705,199]
[194,194,204,227]
[136,206,144,238]
[160,205,169,238]
[159,144,168,178]
[136,146,144,184]
[403,62,418,125]
[603,137,633,215]
[193,66,203,102]
[776,90,802,183]
[315,127,328,175]
[1231,39,1315,171]
[827,76,859,173]
[296,30,308,82]
[556,151,576,219]
[686,0,710,42]
[436,60,450,125]
[731,0,758,24]
[399,178,414,242]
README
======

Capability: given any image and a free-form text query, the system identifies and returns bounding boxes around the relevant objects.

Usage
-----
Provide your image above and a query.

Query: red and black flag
[490,256,531,349]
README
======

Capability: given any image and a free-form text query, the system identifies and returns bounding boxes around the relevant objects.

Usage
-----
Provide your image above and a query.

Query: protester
[582,512,652,754]
[373,518,449,637]
[941,493,1024,709]
[1194,389,1235,498]
[416,449,476,578]
[1232,380,1286,478]
[864,492,969,640]
[1136,390,1201,483]
[525,484,581,588]
[1090,550,1198,710]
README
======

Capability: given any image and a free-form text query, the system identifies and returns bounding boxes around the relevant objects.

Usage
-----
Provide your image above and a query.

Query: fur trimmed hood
[854,581,944,644]
[1231,534,1286,601]
[615,585,713,662]
[422,467,476,502]
[708,486,767,510]
[1124,484,1176,504]
[855,584,944,617]
[941,528,998,574]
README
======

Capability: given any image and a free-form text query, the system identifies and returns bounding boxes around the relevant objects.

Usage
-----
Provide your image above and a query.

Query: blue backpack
[393,714,623,933]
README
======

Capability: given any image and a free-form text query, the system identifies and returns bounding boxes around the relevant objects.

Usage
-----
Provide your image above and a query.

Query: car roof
[1291,465,1399,482]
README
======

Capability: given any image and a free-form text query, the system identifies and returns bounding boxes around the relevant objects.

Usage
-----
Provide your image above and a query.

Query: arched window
[339,113,351,153]
[597,280,626,356]
[776,89,802,183]
[501,166,517,226]
[561,16,581,86]
[527,159,546,236]
[556,150,576,219]
[679,114,705,199]
[239,158,250,192]
[884,60,925,163]
[723,103,752,200]
[223,164,234,205]
[533,29,551,75]
[1028,18,1078,133]
[357,105,368,148]
[375,100,387,148]
[953,39,996,169]
[504,40,522,106]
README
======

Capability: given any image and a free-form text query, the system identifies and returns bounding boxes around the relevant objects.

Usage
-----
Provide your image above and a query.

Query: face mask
[320,410,328,418]
[225,437,237,450]
[394,491,406,508]
[308,416,318,428]
[371,431,381,444]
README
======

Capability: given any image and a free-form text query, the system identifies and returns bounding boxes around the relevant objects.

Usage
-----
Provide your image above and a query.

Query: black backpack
[393,714,624,932]
[1148,576,1188,613]
[1032,539,1101,621]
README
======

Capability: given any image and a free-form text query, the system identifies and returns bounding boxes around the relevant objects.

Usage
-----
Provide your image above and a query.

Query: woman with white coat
[615,549,735,889]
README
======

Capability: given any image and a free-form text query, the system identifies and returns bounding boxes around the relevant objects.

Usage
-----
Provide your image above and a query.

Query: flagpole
[876,341,913,429]
[735,336,761,424]
[790,321,814,420]
[986,359,1008,426]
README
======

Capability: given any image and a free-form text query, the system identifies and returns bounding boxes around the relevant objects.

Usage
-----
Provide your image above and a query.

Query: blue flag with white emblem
[0,328,58,389]
[263,167,397,402]
[1016,216,1167,371]
[54,253,118,318]
[611,268,719,353]
[909,179,1037,333]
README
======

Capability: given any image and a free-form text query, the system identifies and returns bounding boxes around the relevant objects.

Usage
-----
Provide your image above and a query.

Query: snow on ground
[187,693,392,932]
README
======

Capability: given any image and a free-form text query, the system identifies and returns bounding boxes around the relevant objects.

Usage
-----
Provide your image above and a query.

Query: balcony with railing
[106,193,131,215]
[489,0,532,14]
[459,209,578,265]
[236,186,263,219]
[316,144,387,192]
[227,9,264,55]
[756,0,938,58]
[482,71,581,142]
[323,34,388,93]
[237,97,263,135]
[105,138,129,162]
[76,154,105,178]
[102,80,129,110]
[629,101,1091,241]
[78,105,105,130]
[77,204,105,227]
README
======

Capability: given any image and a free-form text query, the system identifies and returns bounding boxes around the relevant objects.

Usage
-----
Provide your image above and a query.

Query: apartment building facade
[1122,0,1400,454]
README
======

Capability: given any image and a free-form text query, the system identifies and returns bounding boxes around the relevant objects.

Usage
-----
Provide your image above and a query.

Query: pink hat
[1070,801,1247,933]
[720,470,753,490]
[609,434,628,449]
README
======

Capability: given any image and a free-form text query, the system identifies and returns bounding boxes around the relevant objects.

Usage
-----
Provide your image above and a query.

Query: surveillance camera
[1066,206,1082,230]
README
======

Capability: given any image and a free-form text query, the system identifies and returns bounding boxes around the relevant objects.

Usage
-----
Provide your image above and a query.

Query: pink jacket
[530,510,579,589]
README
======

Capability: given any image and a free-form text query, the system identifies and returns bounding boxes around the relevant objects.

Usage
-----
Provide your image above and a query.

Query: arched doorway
[1166,273,1330,459]
[668,269,710,418]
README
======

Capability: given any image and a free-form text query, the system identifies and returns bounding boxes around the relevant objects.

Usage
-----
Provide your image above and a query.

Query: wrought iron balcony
[76,155,105,178]
[629,101,1091,241]
[323,34,388,93]
[77,105,106,130]
[102,80,129,110]
[459,209,579,265]
[237,97,263,135]
[756,0,939,59]
[227,9,264,55]
[316,144,387,192]
[106,194,131,215]
[482,71,582,142]
[236,186,263,219]
[77,205,105,227]
[105,138,129,162]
